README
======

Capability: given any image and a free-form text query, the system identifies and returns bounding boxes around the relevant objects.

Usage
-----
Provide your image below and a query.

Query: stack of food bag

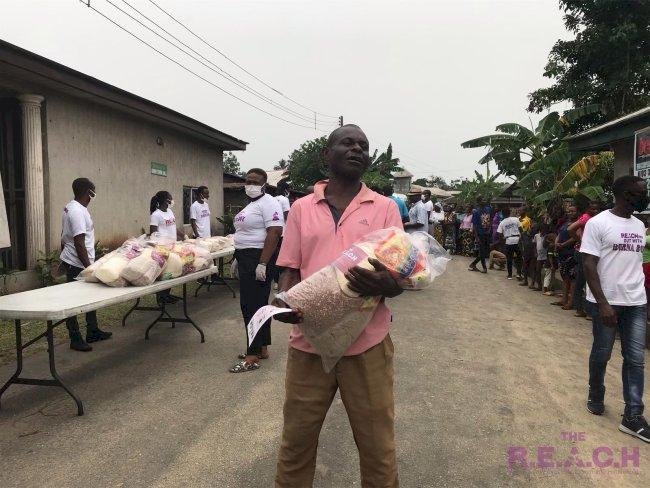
[185,235,234,253]
[273,227,450,372]
[78,236,214,287]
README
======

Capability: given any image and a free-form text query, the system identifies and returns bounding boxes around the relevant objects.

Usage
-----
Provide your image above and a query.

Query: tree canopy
[286,137,328,192]
[412,175,453,190]
[528,0,650,123]
[223,151,243,176]
[284,137,401,192]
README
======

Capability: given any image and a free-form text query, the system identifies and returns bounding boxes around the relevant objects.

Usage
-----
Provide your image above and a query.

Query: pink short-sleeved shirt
[277,180,404,356]
[575,212,591,250]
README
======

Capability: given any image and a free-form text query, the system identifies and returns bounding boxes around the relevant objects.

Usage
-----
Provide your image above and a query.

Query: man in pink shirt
[273,125,403,488]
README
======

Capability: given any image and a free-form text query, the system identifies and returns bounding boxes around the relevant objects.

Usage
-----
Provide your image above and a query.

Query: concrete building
[0,40,246,290]
[566,106,650,179]
[392,170,413,195]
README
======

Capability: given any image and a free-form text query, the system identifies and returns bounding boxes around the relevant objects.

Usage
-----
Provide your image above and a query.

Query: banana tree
[533,151,614,204]
[454,166,505,206]
[362,143,402,191]
[460,104,600,180]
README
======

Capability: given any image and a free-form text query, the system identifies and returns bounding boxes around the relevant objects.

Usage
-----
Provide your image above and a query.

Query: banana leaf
[562,104,601,125]
[533,190,558,203]
[555,154,602,194]
[578,185,605,201]
[518,168,552,186]
[495,123,534,138]
[460,134,517,149]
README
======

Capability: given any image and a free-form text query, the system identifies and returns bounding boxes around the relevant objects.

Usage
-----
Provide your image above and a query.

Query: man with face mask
[190,186,211,238]
[273,124,403,487]
[582,175,650,442]
[60,178,112,351]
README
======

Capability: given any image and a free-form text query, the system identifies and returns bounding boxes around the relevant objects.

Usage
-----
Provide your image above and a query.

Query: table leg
[145,301,166,340]
[0,320,23,409]
[46,321,84,416]
[0,320,84,416]
[183,283,205,343]
[122,298,141,327]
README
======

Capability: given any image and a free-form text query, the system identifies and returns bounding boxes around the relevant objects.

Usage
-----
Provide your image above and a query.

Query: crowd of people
[58,124,648,488]
[410,178,647,444]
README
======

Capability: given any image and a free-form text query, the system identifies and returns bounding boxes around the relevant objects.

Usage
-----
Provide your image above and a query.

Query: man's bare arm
[582,253,617,326]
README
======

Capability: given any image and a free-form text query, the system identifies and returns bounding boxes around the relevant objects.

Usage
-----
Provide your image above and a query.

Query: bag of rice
[160,251,183,280]
[274,227,450,372]
[121,246,169,286]
[93,238,145,287]
[77,250,117,282]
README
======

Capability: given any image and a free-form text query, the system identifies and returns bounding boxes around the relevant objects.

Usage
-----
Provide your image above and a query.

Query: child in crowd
[542,231,557,296]
[531,224,549,292]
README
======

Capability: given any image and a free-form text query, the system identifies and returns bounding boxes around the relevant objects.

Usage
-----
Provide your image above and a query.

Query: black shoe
[86,329,113,343]
[619,415,650,443]
[586,387,605,415]
[70,338,92,352]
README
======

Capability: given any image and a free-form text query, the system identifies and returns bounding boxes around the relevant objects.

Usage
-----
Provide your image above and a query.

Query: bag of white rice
[77,250,117,282]
[94,239,144,287]
[121,246,169,286]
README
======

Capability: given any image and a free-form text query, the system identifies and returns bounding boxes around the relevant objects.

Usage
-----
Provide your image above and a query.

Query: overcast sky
[1,0,571,181]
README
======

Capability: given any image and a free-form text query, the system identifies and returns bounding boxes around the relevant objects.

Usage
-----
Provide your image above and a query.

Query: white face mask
[245,185,264,199]
[89,190,96,200]
[421,195,426,202]
[168,199,175,209]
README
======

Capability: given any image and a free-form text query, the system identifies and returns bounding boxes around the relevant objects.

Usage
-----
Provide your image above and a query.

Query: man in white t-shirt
[497,207,522,280]
[581,175,649,443]
[272,180,291,285]
[421,190,434,220]
[275,180,291,223]
[190,185,211,238]
[60,178,112,352]
[404,199,428,234]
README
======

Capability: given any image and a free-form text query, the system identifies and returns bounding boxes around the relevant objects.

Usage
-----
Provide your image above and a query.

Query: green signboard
[151,162,167,177]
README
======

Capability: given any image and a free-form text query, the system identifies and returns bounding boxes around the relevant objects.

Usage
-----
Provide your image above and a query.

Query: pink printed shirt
[277,180,404,356]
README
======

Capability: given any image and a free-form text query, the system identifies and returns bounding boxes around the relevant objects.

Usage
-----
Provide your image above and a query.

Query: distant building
[408,184,458,204]
[392,170,413,195]
[0,40,246,290]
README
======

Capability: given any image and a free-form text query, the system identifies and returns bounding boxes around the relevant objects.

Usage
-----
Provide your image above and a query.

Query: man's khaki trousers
[275,336,398,488]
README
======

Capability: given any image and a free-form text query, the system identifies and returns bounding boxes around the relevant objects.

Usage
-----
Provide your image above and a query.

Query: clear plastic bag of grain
[277,227,450,372]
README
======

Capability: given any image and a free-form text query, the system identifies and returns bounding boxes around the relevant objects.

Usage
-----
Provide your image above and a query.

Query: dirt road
[0,257,648,487]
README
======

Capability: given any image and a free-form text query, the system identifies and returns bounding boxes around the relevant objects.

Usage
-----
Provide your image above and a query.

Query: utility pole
[314,112,317,130]
[339,115,343,127]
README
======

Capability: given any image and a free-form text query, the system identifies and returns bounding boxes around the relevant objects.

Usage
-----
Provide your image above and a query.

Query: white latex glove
[230,259,239,279]
[255,263,267,281]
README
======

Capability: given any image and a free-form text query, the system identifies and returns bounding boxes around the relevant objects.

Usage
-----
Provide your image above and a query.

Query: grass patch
[0,283,200,367]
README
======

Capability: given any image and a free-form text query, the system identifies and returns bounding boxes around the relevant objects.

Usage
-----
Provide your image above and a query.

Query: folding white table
[0,247,235,416]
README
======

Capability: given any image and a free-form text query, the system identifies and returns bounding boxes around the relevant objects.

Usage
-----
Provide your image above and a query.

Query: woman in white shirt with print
[230,169,284,373]
[149,191,185,304]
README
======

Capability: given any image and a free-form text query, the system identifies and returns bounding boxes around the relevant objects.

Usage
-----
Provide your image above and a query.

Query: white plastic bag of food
[94,238,144,287]
[77,250,117,282]
[121,246,169,286]
[275,227,450,372]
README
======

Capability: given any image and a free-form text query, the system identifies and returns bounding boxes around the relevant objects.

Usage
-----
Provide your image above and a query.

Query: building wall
[43,91,225,250]
[612,139,634,179]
